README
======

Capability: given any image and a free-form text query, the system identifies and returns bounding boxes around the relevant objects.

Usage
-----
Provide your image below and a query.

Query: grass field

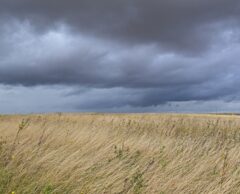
[1,113,240,194]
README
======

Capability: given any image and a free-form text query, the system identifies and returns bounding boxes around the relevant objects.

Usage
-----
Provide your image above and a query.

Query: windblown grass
[1,113,240,193]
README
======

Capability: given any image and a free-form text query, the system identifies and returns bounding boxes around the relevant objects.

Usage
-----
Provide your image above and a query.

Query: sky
[1,0,240,114]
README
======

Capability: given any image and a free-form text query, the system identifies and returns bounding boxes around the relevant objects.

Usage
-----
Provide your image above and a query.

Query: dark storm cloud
[0,0,240,111]
[1,0,240,53]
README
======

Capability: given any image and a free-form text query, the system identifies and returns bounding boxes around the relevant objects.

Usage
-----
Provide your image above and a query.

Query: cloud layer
[0,0,240,112]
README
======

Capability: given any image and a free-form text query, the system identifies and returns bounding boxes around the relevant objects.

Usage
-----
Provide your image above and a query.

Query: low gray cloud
[0,0,240,112]
[1,0,240,53]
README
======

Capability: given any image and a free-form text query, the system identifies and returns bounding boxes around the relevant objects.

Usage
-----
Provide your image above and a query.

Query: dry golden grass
[1,113,240,193]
